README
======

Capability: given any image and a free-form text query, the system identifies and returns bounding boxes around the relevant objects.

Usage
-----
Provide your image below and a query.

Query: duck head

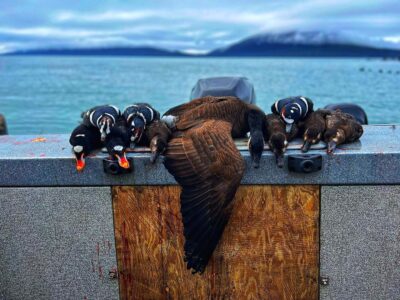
[72,136,89,172]
[281,104,301,133]
[302,128,322,152]
[109,144,130,169]
[269,132,288,168]
[129,116,145,144]
[248,131,264,168]
[324,129,345,154]
[98,116,113,142]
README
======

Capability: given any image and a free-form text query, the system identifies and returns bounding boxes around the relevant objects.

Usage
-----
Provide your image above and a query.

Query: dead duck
[324,110,364,154]
[82,105,121,142]
[163,96,265,274]
[271,96,314,134]
[104,117,130,169]
[264,113,300,167]
[123,103,160,146]
[163,96,266,166]
[69,124,102,172]
[137,120,171,163]
[301,109,332,152]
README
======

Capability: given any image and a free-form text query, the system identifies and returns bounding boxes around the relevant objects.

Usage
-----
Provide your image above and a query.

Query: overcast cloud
[0,0,399,53]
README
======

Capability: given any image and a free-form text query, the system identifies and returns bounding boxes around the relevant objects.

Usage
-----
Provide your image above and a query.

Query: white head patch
[113,145,123,151]
[73,145,83,153]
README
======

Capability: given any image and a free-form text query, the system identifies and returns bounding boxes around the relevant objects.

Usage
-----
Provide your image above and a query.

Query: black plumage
[123,103,160,145]
[69,124,102,171]
[104,117,130,168]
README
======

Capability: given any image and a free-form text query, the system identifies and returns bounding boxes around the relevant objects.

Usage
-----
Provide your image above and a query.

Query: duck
[69,124,102,171]
[163,96,265,274]
[271,96,314,134]
[137,120,171,163]
[324,110,364,154]
[82,105,121,142]
[123,103,160,146]
[264,113,300,168]
[301,109,332,152]
[104,117,130,169]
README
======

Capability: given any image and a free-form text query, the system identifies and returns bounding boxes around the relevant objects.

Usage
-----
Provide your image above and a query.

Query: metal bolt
[109,269,118,280]
[320,276,329,286]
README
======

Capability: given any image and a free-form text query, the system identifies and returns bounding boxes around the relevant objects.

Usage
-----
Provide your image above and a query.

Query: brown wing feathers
[164,120,245,273]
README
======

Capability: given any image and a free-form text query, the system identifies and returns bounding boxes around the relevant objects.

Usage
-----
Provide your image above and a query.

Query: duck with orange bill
[69,124,102,172]
[82,105,121,141]
[104,117,131,169]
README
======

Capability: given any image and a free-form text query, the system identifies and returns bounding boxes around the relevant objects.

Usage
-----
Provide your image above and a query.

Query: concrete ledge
[0,125,399,186]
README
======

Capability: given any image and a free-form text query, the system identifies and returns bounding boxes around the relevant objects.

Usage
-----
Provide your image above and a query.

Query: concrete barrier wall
[320,186,400,300]
[0,125,399,299]
[0,187,119,300]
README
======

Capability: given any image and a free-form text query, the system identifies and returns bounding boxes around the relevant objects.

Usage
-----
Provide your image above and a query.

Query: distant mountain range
[5,31,400,57]
[6,46,186,57]
[208,31,400,57]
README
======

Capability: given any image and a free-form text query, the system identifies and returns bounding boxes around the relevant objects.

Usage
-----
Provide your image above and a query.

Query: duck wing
[164,120,245,274]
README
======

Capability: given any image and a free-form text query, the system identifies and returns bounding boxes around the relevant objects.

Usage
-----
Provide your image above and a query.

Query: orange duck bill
[75,154,85,172]
[115,152,130,169]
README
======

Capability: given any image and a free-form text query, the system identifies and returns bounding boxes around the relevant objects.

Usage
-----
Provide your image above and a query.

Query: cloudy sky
[0,0,399,53]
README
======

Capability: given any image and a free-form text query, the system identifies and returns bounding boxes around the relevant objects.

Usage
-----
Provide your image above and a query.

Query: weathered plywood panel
[113,185,319,300]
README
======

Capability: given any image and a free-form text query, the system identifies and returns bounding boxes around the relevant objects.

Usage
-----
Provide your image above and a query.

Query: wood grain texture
[113,185,319,300]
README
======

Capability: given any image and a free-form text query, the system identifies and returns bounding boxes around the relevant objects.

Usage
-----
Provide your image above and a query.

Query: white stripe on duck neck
[144,105,154,121]
[300,97,309,112]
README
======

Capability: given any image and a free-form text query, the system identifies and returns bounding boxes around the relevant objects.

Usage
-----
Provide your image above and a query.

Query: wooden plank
[113,185,319,300]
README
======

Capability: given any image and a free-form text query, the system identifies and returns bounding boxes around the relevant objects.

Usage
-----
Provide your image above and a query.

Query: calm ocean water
[0,56,399,134]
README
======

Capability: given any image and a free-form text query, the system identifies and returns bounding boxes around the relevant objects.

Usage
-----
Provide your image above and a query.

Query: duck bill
[327,141,337,154]
[275,154,284,168]
[115,153,130,169]
[301,140,311,153]
[75,154,85,172]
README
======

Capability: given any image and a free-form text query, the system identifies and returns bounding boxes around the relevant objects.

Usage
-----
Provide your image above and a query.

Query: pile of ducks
[70,96,363,274]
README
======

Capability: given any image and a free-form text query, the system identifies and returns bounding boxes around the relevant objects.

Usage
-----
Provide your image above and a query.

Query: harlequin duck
[271,96,314,134]
[122,103,160,146]
[82,105,121,142]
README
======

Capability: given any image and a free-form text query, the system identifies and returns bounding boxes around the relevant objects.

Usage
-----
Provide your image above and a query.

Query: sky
[0,0,399,54]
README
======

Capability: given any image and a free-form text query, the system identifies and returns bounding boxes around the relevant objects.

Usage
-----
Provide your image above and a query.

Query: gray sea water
[0,56,399,134]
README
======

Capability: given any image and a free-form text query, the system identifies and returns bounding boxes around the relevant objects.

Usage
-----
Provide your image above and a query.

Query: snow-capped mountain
[209,31,400,57]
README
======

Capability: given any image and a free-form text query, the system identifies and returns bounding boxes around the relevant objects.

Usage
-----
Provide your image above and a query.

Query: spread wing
[163,96,239,118]
[164,120,245,274]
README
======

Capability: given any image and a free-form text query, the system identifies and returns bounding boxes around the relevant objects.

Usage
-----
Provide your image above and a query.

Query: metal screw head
[320,276,329,286]
[108,269,118,280]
